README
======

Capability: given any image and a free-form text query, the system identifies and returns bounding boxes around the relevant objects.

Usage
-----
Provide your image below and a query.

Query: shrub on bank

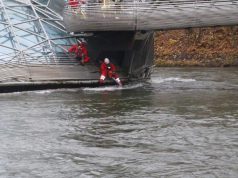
[155,26,238,67]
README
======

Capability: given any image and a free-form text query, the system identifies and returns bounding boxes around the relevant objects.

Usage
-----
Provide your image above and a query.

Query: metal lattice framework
[0,0,76,65]
[63,0,238,32]
[0,0,82,82]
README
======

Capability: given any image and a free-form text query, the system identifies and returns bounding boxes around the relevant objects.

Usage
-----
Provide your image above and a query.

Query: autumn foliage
[155,26,238,67]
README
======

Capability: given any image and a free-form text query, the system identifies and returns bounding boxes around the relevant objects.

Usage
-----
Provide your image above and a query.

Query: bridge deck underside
[63,0,238,32]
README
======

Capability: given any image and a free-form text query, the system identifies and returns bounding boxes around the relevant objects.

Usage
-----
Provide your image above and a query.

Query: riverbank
[154,26,238,67]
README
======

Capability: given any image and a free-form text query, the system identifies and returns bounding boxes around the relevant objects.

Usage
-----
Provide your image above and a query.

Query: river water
[0,68,237,178]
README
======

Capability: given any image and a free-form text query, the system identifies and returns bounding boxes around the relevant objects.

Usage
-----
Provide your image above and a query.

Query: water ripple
[0,68,238,177]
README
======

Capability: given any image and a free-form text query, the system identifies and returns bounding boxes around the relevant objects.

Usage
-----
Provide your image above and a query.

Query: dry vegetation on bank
[154,26,238,67]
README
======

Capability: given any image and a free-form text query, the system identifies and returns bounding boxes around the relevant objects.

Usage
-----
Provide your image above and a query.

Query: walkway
[63,0,238,32]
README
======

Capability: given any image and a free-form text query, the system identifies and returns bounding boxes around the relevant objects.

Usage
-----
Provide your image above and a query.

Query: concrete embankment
[0,64,127,93]
[0,80,113,93]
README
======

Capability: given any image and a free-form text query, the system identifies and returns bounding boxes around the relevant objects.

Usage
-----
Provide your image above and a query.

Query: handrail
[63,0,238,32]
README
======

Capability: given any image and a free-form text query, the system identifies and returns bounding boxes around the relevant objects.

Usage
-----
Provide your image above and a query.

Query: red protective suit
[68,43,90,64]
[68,0,79,8]
[99,62,122,86]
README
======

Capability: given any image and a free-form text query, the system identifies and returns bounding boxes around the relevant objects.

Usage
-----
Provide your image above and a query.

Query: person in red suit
[68,40,90,65]
[68,0,79,8]
[99,58,122,86]
[68,0,86,16]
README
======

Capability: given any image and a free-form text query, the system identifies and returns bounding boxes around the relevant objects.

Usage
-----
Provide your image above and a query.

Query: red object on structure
[99,59,122,86]
[68,44,79,54]
[100,63,118,79]
[68,0,79,8]
[80,44,90,63]
[68,43,90,64]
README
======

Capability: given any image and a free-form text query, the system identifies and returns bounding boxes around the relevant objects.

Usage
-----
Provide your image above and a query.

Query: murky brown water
[0,68,237,178]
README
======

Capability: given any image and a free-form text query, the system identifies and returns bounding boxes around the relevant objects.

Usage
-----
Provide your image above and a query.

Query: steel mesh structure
[0,0,78,65]
[63,0,238,32]
[0,0,81,82]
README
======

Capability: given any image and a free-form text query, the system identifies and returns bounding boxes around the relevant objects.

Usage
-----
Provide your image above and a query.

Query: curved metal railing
[63,0,238,32]
[0,0,83,82]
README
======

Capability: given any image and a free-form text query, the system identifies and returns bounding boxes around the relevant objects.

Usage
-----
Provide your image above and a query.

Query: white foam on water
[0,84,143,95]
[151,77,196,84]
[0,89,78,96]
[33,88,81,94]
[0,92,22,96]
[34,90,55,94]
[83,83,143,92]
